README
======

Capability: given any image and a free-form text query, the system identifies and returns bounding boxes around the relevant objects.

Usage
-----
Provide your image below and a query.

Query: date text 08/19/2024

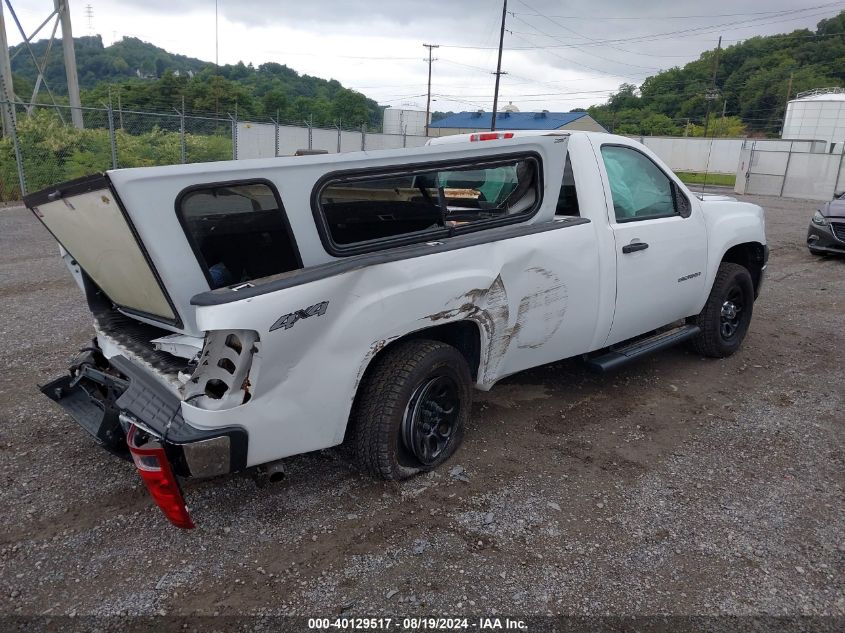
[307,617,528,630]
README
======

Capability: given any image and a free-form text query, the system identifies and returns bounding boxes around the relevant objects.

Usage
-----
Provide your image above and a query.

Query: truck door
[598,143,708,346]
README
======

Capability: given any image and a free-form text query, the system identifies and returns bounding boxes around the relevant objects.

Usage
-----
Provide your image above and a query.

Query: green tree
[640,113,681,136]
[586,10,845,137]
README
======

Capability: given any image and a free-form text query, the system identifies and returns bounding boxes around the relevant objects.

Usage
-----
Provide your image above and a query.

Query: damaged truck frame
[27,131,767,528]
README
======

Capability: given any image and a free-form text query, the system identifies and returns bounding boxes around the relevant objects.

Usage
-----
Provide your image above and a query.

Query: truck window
[178,181,301,289]
[555,154,579,217]
[600,146,676,222]
[316,156,541,254]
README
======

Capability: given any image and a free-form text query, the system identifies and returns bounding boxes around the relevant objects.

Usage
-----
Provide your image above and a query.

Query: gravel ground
[0,193,842,624]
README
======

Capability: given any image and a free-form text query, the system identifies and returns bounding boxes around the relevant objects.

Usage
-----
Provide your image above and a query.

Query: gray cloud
[6,0,840,111]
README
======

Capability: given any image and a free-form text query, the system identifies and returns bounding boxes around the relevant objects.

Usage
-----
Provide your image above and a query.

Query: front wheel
[688,262,755,358]
[350,339,472,480]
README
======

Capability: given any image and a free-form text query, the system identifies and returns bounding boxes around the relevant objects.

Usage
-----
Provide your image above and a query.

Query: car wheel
[688,262,755,358]
[351,339,472,480]
[808,248,825,256]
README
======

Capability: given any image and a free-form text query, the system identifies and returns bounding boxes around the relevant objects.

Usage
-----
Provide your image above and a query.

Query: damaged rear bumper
[41,351,248,479]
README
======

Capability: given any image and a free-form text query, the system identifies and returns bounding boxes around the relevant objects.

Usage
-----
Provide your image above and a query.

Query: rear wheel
[688,263,754,358]
[351,339,472,480]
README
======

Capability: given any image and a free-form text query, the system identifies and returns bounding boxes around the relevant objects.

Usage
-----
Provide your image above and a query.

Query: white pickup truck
[27,130,767,528]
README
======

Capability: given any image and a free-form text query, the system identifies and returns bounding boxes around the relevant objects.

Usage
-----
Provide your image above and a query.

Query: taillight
[127,425,195,529]
[469,132,515,141]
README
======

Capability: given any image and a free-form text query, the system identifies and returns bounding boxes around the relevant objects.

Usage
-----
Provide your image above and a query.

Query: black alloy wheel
[719,286,745,340]
[402,375,461,466]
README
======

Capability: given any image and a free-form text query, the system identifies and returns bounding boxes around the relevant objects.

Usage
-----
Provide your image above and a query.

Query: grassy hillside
[9,35,206,91]
[587,11,845,137]
[8,35,383,128]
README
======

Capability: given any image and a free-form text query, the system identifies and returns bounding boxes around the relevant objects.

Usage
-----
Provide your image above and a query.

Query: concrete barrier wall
[237,122,427,158]
[238,125,845,202]
[238,124,756,174]
[631,137,745,174]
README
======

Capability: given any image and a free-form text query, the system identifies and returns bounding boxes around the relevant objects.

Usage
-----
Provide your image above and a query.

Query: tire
[350,339,472,480]
[808,248,825,256]
[688,262,755,358]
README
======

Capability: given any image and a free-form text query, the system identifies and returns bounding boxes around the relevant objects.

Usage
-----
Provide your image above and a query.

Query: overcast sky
[4,0,844,112]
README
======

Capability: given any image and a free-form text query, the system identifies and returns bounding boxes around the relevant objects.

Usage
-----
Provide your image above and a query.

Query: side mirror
[673,181,692,218]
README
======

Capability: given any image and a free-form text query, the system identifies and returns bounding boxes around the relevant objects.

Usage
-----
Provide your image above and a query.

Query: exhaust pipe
[252,459,286,487]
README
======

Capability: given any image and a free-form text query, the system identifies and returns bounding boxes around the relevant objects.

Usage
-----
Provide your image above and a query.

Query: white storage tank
[383,107,430,137]
[782,88,845,150]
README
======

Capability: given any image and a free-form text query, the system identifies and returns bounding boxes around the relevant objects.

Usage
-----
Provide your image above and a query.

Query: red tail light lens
[127,425,195,529]
[469,132,515,142]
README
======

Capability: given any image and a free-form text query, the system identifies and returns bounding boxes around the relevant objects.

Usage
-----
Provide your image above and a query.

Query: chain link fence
[735,138,845,201]
[0,101,430,202]
[0,100,235,200]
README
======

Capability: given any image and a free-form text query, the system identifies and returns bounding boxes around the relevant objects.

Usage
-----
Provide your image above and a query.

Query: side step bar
[585,324,701,373]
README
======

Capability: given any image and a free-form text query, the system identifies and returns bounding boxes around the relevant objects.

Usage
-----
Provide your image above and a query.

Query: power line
[513,0,663,71]
[508,31,643,80]
[510,2,845,21]
[439,4,845,51]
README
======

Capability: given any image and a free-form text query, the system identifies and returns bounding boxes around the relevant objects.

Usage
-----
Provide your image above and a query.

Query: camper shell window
[313,153,543,255]
[177,180,301,289]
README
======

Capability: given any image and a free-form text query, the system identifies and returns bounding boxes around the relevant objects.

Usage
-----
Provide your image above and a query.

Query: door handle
[622,241,649,254]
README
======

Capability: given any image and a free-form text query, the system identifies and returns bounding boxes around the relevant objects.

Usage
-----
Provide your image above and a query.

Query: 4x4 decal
[270,301,329,332]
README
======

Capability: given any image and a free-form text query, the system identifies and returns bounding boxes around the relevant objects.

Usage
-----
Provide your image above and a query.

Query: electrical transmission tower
[0,3,14,137]
[0,0,84,136]
[84,4,94,36]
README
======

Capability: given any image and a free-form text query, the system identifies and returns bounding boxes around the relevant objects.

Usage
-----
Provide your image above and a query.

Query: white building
[782,88,845,150]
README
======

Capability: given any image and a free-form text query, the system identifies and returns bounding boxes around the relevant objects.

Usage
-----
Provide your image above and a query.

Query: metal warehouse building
[428,109,607,137]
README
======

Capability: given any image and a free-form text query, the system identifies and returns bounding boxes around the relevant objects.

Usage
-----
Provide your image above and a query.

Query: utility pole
[702,35,721,138]
[214,0,220,120]
[55,0,83,129]
[423,43,438,137]
[0,2,16,138]
[782,71,794,134]
[720,98,727,136]
[215,0,219,68]
[490,0,507,131]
